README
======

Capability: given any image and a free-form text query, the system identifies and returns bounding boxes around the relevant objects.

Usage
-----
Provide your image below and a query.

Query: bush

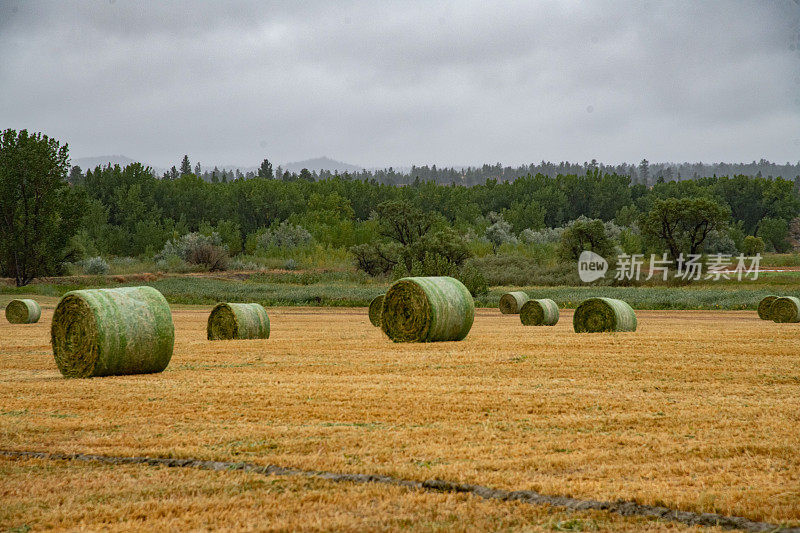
[82,256,109,275]
[187,243,229,271]
[742,235,766,256]
[257,222,312,250]
[703,229,738,255]
[156,232,229,271]
[283,259,298,270]
[758,217,790,252]
[457,262,488,297]
[520,227,563,245]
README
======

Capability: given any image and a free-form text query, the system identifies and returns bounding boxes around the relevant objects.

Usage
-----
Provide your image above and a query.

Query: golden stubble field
[1,304,799,530]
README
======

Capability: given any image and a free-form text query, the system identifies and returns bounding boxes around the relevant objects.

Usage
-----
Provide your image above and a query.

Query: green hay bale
[368,294,385,327]
[573,297,637,333]
[381,276,474,342]
[5,299,41,324]
[207,303,270,340]
[520,298,559,326]
[771,296,800,323]
[51,286,174,378]
[757,295,778,320]
[499,291,529,314]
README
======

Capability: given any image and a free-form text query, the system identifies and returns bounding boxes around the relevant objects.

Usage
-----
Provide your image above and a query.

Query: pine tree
[258,158,274,179]
[180,155,191,175]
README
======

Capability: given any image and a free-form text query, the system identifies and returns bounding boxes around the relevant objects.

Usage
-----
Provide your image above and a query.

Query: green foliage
[742,235,766,256]
[255,222,313,251]
[0,129,85,285]
[157,232,229,271]
[484,212,518,252]
[639,197,730,259]
[557,218,617,264]
[81,256,110,275]
[757,217,790,252]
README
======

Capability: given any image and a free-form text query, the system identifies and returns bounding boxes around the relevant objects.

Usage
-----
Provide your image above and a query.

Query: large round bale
[381,276,474,342]
[499,291,529,314]
[51,286,174,378]
[758,295,778,320]
[368,294,384,327]
[5,299,41,324]
[573,297,637,333]
[207,303,270,340]
[771,296,800,323]
[520,298,559,326]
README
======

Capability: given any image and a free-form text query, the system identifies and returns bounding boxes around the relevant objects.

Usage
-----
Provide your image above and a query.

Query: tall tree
[180,155,191,175]
[258,158,274,179]
[638,159,650,186]
[640,197,730,259]
[194,162,201,175]
[0,129,85,286]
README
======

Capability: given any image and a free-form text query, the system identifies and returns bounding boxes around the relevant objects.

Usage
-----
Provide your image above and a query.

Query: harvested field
[1,305,799,529]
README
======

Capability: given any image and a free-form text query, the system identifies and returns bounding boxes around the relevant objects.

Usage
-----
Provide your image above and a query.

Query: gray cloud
[1,0,798,168]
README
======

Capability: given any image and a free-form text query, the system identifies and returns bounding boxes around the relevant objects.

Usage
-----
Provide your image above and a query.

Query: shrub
[283,259,298,270]
[156,232,229,271]
[520,227,563,245]
[703,229,738,255]
[458,262,488,297]
[484,212,518,252]
[82,256,109,275]
[257,222,312,250]
[187,242,229,271]
[758,217,790,252]
[742,235,766,256]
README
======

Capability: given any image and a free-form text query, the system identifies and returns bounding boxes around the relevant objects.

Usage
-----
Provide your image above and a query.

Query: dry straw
[770,296,800,323]
[50,286,174,378]
[499,291,529,314]
[381,276,474,342]
[757,296,777,320]
[207,303,270,340]
[520,298,559,326]
[573,297,637,333]
[368,294,384,327]
[5,299,41,324]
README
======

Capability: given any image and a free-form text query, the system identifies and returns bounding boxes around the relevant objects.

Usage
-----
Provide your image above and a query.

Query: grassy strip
[2,275,798,310]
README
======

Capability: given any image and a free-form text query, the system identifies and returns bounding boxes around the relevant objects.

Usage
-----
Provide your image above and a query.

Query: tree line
[3,129,800,286]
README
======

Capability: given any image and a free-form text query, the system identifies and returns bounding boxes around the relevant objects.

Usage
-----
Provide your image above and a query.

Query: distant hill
[281,156,361,174]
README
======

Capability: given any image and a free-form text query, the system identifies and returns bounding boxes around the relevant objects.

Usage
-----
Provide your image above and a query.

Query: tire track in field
[1,450,797,532]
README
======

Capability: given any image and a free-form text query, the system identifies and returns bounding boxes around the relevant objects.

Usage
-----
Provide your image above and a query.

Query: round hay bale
[207,303,270,340]
[771,296,800,323]
[520,298,559,326]
[381,276,474,342]
[499,291,529,314]
[573,297,637,333]
[757,295,778,320]
[51,286,174,378]
[5,299,41,324]
[368,294,384,327]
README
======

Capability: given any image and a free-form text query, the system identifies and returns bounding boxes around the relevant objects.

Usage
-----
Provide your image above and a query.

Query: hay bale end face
[499,291,529,314]
[520,298,559,326]
[381,276,474,342]
[368,294,384,327]
[207,303,270,340]
[758,296,778,320]
[51,286,174,378]
[5,299,41,324]
[573,297,637,333]
[771,296,800,323]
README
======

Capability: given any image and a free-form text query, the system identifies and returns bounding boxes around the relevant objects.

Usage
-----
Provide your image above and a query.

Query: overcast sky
[1,0,799,169]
